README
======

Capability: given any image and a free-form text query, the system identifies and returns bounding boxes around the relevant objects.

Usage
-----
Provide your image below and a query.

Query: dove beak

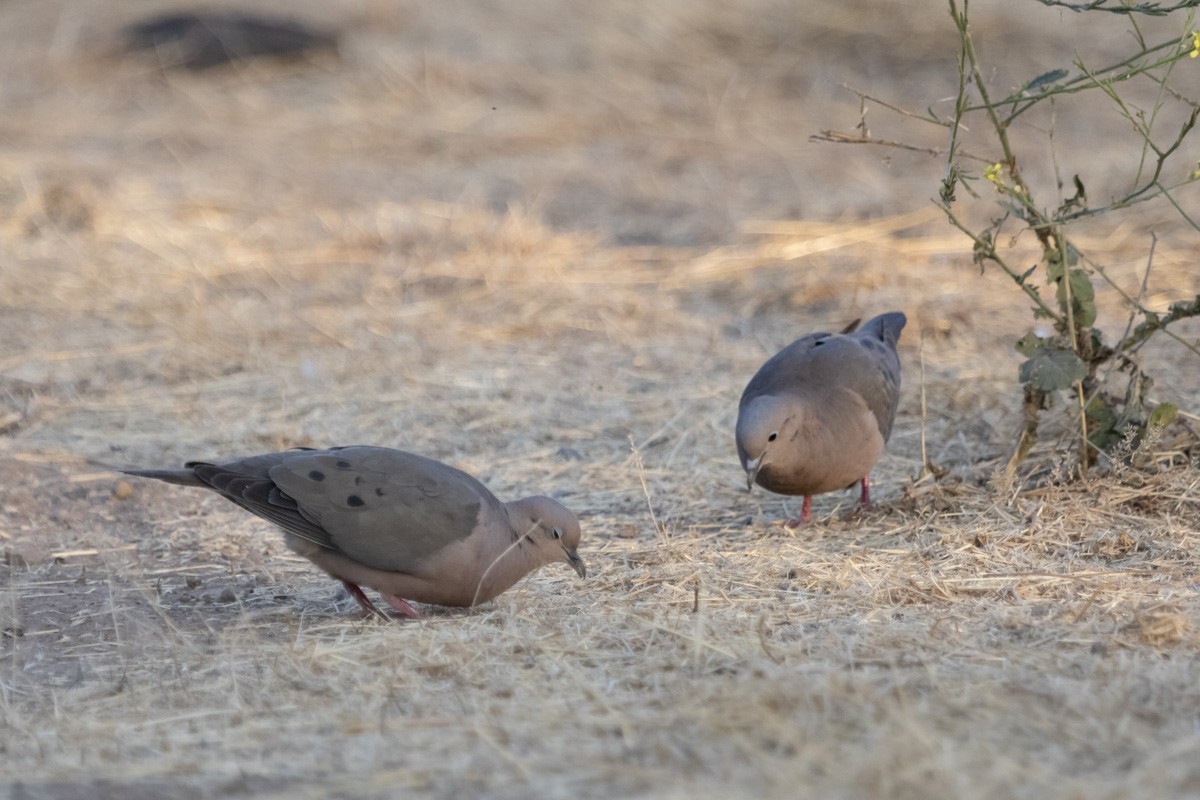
[564,547,587,579]
[744,455,764,492]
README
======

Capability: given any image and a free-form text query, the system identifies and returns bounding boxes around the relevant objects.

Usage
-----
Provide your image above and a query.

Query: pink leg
[380,593,421,619]
[859,476,872,509]
[784,495,813,527]
[342,581,387,619]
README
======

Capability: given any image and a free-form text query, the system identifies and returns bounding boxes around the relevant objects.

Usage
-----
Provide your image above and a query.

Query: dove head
[506,495,586,578]
[736,394,804,491]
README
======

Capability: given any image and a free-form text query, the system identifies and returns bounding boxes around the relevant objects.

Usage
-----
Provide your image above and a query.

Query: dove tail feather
[119,468,206,487]
[859,311,907,348]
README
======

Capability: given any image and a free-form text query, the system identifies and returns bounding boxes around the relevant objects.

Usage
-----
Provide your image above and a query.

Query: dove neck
[467,504,541,603]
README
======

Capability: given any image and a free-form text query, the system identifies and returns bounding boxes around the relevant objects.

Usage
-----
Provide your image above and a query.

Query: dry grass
[3,1,1200,798]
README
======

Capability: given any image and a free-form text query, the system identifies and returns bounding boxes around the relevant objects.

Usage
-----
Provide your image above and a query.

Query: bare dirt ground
[3,1,1200,798]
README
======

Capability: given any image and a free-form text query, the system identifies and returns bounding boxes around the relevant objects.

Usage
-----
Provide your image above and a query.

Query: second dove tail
[860,311,907,348]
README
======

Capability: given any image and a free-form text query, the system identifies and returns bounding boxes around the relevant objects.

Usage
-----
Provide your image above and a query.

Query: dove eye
[551,527,563,540]
[767,432,778,442]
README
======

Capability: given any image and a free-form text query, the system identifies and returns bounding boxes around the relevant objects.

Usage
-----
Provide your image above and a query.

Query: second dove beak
[565,548,587,579]
[744,455,763,492]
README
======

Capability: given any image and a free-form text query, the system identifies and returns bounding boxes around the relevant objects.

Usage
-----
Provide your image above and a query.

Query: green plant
[815,0,1200,476]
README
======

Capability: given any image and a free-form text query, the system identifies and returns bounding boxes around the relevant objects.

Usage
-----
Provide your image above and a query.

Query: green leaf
[1018,347,1087,391]
[1015,331,1048,357]
[1083,394,1120,451]
[1056,268,1096,327]
[1084,395,1115,427]
[1024,68,1069,93]
[1146,402,1178,430]
[1064,242,1081,267]
[1168,295,1200,316]
[1046,253,1064,282]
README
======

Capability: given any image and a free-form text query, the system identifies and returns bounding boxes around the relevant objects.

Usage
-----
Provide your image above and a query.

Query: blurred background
[3,0,1196,459]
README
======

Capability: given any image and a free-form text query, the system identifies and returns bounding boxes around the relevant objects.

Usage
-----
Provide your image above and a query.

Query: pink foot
[840,477,873,521]
[341,582,421,621]
[342,581,387,619]
[380,593,421,620]
[783,495,813,527]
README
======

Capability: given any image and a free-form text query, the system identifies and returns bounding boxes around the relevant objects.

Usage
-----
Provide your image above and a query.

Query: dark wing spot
[307,470,325,481]
[375,487,385,497]
[335,460,352,469]
[354,475,365,485]
[346,495,364,507]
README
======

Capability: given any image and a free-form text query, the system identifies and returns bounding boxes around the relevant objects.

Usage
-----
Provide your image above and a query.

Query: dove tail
[119,467,205,487]
[860,311,907,348]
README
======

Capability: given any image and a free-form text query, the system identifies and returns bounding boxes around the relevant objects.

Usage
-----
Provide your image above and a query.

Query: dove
[736,311,906,525]
[120,446,586,618]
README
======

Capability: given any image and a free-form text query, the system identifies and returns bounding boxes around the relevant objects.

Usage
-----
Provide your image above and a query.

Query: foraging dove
[121,446,586,617]
[736,311,906,524]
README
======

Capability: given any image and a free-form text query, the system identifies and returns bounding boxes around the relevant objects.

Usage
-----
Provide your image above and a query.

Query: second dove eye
[768,432,778,442]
